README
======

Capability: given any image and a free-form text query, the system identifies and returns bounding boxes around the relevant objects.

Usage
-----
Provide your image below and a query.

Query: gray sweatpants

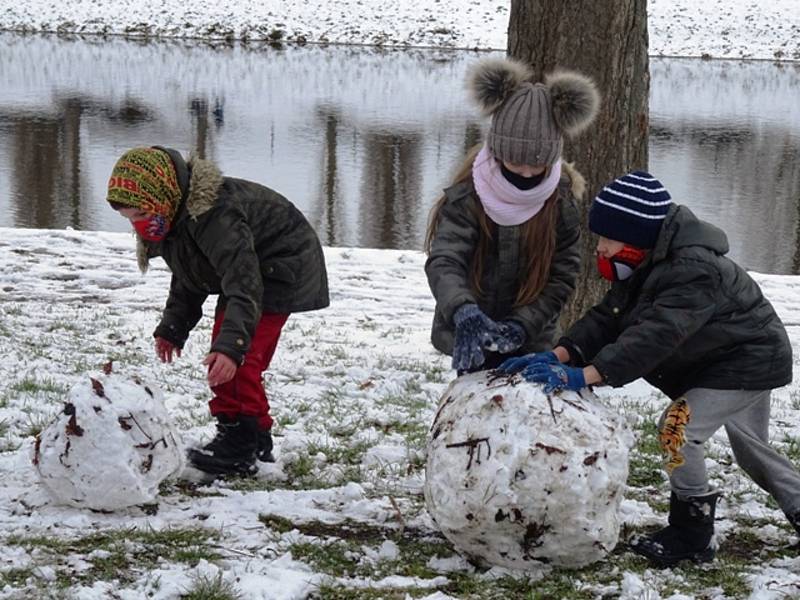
[658,388,800,515]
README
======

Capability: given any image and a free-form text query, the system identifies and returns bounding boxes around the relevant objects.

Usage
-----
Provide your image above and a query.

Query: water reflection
[649,59,800,274]
[1,34,799,274]
[1,93,153,230]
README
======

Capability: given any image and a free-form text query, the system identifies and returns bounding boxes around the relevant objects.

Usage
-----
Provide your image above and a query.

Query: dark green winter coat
[560,205,792,399]
[425,169,582,356]
[139,149,329,364]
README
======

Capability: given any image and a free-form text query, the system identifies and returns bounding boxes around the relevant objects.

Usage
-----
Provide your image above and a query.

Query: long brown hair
[425,144,568,307]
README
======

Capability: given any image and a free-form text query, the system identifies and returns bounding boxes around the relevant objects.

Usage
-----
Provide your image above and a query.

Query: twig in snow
[389,496,405,532]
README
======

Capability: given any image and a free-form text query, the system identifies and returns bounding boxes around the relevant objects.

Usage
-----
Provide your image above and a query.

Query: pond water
[1,34,799,274]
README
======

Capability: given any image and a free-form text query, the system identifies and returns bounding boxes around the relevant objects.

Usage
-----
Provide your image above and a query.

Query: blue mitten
[522,362,586,393]
[488,320,527,354]
[452,304,502,371]
[496,351,559,374]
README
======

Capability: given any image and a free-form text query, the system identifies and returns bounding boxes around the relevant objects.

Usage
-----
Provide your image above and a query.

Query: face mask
[500,163,546,190]
[133,214,171,242]
[597,245,647,281]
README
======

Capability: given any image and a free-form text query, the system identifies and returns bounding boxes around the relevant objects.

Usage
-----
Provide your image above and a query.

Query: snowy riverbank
[1,0,799,60]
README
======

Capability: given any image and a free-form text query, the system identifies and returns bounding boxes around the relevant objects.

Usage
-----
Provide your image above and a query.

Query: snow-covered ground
[1,227,800,598]
[1,0,799,60]
[2,0,800,597]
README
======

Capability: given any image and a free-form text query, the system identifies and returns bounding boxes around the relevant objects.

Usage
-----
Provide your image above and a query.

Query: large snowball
[424,371,634,569]
[34,374,185,511]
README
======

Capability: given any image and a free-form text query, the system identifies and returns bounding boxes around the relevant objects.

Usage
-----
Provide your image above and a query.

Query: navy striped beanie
[588,171,673,249]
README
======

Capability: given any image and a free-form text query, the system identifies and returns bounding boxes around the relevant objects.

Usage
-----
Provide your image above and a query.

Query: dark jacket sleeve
[509,196,581,338]
[425,194,481,324]
[558,288,619,366]
[154,275,208,348]
[590,261,720,387]
[190,204,264,364]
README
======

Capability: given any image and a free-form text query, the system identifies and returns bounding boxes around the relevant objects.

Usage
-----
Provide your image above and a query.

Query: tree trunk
[508,0,650,328]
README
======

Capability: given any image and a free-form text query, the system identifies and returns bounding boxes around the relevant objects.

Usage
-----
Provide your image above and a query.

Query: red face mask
[597,245,647,281]
[133,214,171,242]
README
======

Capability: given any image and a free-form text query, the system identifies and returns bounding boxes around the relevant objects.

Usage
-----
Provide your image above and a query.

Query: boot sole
[187,449,257,477]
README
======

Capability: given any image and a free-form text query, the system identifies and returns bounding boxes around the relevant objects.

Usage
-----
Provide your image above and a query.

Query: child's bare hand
[155,337,181,363]
[204,352,237,387]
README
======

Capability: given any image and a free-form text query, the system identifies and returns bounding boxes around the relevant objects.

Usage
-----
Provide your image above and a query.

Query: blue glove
[488,320,527,354]
[452,304,502,371]
[522,362,586,393]
[496,351,559,374]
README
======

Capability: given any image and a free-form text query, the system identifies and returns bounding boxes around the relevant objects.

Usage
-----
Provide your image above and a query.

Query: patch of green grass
[625,489,669,514]
[45,320,81,334]
[159,479,225,499]
[376,358,448,384]
[6,527,222,586]
[664,559,749,598]
[627,419,666,488]
[283,452,317,484]
[223,477,279,493]
[375,390,431,419]
[296,508,785,599]
[270,450,363,490]
[718,528,789,561]
[265,516,412,544]
[371,419,428,448]
[442,571,593,600]
[258,514,295,534]
[10,377,67,395]
[290,540,360,577]
[307,439,373,466]
[314,548,635,600]
[310,587,422,599]
[788,388,800,411]
[403,377,424,396]
[180,572,242,600]
[326,345,349,361]
[286,518,459,584]
[627,453,665,488]
[21,413,53,438]
[781,434,800,463]
[0,567,34,587]
[2,305,24,317]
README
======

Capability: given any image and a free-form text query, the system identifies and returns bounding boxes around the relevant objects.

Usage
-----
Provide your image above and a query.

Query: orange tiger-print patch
[659,398,691,473]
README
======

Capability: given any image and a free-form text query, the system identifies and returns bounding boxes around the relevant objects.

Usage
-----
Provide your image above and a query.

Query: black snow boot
[256,429,275,463]
[188,414,259,476]
[629,491,719,567]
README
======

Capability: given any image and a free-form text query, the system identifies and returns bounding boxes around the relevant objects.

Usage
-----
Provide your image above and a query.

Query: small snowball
[34,374,185,510]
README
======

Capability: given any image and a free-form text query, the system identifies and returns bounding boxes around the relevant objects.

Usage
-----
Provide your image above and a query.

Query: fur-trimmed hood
[182,154,224,220]
[136,151,223,273]
[141,150,329,361]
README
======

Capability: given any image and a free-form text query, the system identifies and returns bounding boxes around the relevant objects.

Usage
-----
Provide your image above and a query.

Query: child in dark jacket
[107,146,329,477]
[425,57,599,373]
[500,171,799,567]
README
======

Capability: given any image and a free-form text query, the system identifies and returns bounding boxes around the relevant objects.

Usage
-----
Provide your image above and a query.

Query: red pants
[208,311,288,431]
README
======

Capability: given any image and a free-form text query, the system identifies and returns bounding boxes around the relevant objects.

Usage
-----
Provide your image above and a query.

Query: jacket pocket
[262,261,296,284]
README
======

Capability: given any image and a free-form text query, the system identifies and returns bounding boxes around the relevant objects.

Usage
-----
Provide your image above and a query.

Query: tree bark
[508,0,650,327]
